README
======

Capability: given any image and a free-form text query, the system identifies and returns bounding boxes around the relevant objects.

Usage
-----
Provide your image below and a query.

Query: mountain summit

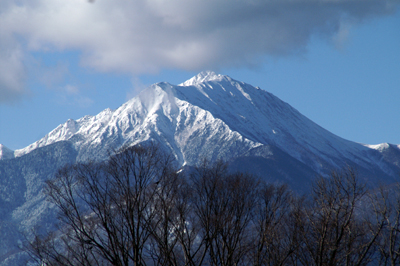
[180,70,228,86]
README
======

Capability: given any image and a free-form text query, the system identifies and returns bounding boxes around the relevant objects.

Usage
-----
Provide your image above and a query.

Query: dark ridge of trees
[25,144,400,266]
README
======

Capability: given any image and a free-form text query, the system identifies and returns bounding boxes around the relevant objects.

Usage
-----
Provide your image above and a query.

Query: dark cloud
[0,0,398,102]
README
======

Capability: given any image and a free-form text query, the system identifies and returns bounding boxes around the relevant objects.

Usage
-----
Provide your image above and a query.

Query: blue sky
[0,0,399,150]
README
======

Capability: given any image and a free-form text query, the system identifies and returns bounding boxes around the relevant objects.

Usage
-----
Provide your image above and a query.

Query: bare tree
[372,183,400,266]
[27,143,178,266]
[25,149,399,266]
[171,177,207,266]
[250,183,302,266]
[297,167,383,266]
[191,160,259,266]
[146,167,185,266]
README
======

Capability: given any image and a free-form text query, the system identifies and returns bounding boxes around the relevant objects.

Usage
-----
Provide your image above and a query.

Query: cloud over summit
[0,0,398,102]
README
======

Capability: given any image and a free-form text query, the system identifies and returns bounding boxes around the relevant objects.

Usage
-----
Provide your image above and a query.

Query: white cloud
[0,32,27,103]
[0,0,398,102]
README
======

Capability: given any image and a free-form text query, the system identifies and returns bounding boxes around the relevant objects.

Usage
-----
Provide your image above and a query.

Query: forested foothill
[26,144,400,266]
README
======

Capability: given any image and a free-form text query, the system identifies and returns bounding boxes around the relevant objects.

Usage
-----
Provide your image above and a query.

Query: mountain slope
[0,141,77,265]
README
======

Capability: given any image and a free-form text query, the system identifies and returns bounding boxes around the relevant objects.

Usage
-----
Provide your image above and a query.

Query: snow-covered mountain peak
[11,72,365,166]
[180,71,230,86]
[9,71,396,175]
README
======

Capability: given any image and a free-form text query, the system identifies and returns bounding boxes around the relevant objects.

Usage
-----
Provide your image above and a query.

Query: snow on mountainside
[178,72,368,168]
[366,143,400,152]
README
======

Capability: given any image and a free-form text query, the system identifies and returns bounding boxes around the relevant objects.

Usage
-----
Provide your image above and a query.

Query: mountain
[11,71,400,185]
[0,71,399,265]
[0,144,14,160]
